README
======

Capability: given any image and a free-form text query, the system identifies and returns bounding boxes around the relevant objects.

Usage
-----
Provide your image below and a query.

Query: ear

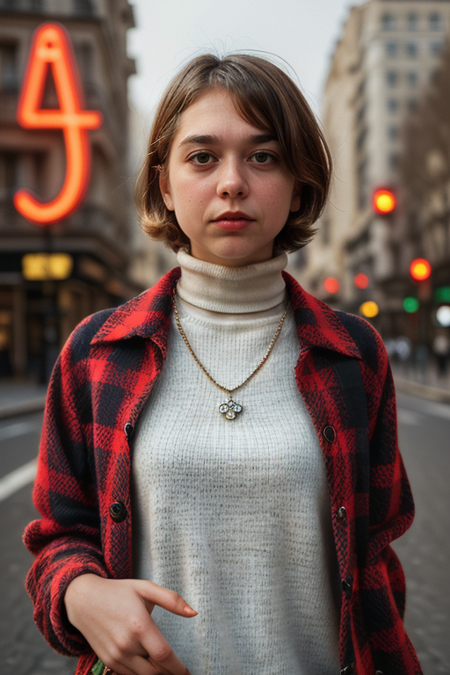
[290,182,302,212]
[159,169,175,211]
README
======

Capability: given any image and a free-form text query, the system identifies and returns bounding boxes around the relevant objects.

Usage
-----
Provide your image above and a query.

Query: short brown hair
[135,53,332,253]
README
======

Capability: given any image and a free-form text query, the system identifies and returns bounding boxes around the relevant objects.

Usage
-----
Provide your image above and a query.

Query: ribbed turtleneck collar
[176,250,287,314]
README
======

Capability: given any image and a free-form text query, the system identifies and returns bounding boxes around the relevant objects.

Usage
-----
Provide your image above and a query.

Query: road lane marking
[0,420,40,441]
[0,458,37,502]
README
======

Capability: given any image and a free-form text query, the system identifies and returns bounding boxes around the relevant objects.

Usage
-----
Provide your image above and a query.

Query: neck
[176,249,287,313]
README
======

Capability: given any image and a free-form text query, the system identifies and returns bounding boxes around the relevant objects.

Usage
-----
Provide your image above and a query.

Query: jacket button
[109,501,127,523]
[124,422,134,440]
[375,672,385,675]
[340,665,354,674]
[337,506,347,520]
[342,576,353,598]
[323,425,336,443]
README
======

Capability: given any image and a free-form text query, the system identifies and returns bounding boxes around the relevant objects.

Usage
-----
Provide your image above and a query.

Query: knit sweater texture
[131,251,341,675]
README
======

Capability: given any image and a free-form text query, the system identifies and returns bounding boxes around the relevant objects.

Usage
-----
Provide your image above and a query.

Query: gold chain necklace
[172,290,288,420]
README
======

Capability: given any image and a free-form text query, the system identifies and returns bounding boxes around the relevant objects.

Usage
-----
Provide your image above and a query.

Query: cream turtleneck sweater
[131,251,341,675]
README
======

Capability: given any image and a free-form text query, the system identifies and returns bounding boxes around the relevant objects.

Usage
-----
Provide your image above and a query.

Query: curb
[394,376,450,404]
[0,397,47,420]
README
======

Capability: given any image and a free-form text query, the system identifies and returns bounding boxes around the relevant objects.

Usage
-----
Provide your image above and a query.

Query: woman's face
[159,88,301,267]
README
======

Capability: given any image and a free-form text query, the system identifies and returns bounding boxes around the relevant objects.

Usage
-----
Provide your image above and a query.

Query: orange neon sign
[14,23,102,225]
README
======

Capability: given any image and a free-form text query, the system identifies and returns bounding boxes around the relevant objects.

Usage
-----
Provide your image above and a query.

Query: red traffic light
[373,188,396,215]
[354,273,369,289]
[323,277,340,294]
[410,258,431,281]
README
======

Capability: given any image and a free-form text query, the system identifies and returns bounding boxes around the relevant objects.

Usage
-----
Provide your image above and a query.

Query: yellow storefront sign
[22,253,73,280]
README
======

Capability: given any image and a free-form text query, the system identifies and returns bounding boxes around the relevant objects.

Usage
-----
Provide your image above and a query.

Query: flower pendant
[219,399,243,420]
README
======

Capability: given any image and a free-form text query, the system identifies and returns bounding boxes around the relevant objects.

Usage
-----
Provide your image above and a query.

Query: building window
[381,13,396,31]
[388,126,399,141]
[408,98,418,112]
[0,153,18,200]
[386,42,398,58]
[429,13,443,31]
[356,104,366,124]
[386,70,398,86]
[357,80,366,98]
[357,127,368,151]
[0,43,18,92]
[387,98,398,113]
[430,40,444,57]
[358,159,369,209]
[407,71,418,87]
[389,153,399,171]
[407,13,419,31]
[74,42,94,85]
[73,0,95,15]
[406,42,418,58]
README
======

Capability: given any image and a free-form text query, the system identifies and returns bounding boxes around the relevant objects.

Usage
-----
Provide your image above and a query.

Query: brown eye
[251,152,273,163]
[191,152,213,164]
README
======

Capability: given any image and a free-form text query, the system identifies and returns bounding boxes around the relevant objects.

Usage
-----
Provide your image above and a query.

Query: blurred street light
[410,258,432,282]
[354,273,369,289]
[372,188,396,215]
[323,277,340,294]
[436,305,450,327]
[435,286,450,303]
[403,297,420,313]
[360,301,379,318]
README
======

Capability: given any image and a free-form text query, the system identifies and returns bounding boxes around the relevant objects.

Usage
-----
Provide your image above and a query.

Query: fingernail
[184,605,198,616]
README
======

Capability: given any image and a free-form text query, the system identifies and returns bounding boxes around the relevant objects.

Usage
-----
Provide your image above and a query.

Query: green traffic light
[403,297,419,313]
[434,286,450,303]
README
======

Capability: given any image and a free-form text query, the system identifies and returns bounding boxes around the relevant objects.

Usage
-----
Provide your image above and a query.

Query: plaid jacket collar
[91,267,362,361]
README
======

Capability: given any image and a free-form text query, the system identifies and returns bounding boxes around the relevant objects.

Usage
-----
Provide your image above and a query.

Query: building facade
[0,0,137,381]
[302,0,450,338]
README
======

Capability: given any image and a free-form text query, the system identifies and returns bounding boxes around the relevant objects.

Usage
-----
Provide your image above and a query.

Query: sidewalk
[391,361,450,404]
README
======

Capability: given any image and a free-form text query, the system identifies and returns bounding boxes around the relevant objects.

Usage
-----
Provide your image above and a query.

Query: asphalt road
[1,393,449,675]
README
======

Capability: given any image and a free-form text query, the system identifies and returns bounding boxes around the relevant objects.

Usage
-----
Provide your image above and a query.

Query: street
[1,393,449,675]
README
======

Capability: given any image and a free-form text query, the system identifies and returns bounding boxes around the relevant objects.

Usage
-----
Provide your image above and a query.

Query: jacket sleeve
[23,317,109,657]
[355,325,421,674]
[366,334,415,563]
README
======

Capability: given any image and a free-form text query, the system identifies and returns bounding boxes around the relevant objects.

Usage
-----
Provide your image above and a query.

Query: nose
[216,159,249,198]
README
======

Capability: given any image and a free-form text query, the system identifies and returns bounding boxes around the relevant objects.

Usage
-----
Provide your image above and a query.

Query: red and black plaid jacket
[24,268,422,675]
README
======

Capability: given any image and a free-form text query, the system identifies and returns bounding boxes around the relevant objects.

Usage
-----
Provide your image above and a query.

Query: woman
[24,54,422,675]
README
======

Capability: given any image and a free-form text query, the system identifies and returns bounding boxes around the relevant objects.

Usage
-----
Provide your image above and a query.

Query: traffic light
[354,273,369,289]
[323,277,340,294]
[403,297,419,313]
[410,258,431,282]
[373,188,396,215]
[360,301,379,318]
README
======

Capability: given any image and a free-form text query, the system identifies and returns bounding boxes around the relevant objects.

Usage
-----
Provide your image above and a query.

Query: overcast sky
[127,0,364,126]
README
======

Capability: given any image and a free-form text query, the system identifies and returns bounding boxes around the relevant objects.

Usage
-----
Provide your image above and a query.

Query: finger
[125,654,176,675]
[135,580,197,618]
[142,615,190,675]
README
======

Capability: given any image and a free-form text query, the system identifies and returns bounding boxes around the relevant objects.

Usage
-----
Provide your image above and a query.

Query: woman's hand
[64,574,197,675]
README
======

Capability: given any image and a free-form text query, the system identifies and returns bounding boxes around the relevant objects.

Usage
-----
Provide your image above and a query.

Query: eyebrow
[178,133,277,148]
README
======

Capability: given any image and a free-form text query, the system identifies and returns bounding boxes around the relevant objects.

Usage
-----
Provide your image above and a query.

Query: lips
[213,211,255,231]
[214,211,253,221]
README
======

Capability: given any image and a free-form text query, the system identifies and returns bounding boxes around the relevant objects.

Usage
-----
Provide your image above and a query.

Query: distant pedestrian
[432,331,450,378]
[23,53,422,675]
